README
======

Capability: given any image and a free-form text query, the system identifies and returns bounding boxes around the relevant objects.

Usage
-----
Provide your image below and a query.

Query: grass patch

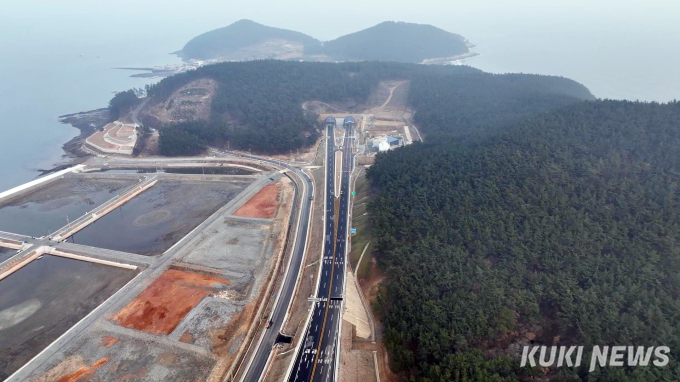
[349,170,374,279]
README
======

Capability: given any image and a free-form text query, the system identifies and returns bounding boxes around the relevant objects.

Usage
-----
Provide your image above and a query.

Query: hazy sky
[0,0,678,190]
[5,0,679,43]
[2,0,679,101]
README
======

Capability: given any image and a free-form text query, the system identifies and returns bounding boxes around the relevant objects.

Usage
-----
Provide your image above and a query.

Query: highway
[287,118,354,382]
[220,151,314,382]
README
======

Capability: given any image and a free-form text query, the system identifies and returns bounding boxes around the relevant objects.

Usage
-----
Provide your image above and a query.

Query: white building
[367,135,404,153]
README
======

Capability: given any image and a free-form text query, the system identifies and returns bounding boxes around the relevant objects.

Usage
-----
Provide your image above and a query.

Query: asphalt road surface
[288,119,354,382]
[222,152,313,382]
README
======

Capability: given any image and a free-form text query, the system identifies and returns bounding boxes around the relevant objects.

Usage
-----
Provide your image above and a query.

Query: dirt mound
[141,79,216,126]
[233,183,280,219]
[113,269,229,335]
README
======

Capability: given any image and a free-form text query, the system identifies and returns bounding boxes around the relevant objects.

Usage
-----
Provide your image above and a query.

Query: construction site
[259,80,415,382]
[0,75,418,382]
[85,121,139,155]
[0,157,297,381]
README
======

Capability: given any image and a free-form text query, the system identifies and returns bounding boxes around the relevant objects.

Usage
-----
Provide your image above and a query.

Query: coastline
[420,51,480,65]
[36,108,110,177]
[57,108,110,157]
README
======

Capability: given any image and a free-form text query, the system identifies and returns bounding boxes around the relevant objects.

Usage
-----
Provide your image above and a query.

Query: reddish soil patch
[233,183,280,219]
[99,336,119,348]
[113,269,229,335]
[359,262,385,303]
[56,357,109,382]
[179,331,195,344]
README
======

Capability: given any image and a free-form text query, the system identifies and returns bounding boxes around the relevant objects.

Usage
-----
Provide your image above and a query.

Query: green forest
[110,58,680,380]
[177,20,470,64]
[367,98,680,380]
[178,19,322,61]
[108,89,138,121]
[141,60,590,155]
[318,21,469,63]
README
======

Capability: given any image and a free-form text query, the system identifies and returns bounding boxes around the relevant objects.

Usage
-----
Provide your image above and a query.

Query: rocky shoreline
[58,108,110,156]
[35,108,111,177]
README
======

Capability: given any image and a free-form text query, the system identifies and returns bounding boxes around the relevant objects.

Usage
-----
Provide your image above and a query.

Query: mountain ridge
[177,20,472,64]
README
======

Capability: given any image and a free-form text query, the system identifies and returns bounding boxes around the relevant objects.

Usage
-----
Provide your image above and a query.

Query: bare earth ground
[209,39,331,62]
[135,129,159,157]
[113,269,231,335]
[233,183,280,219]
[362,81,416,146]
[35,328,214,382]
[141,78,217,126]
[207,177,295,381]
[85,122,136,154]
[343,271,371,339]
[28,176,294,382]
[359,266,399,382]
[339,322,377,382]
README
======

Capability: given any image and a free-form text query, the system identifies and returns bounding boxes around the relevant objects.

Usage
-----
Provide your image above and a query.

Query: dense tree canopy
[177,20,470,64]
[319,21,469,63]
[108,89,137,121]
[143,60,591,156]
[179,19,322,61]
[408,71,594,142]
[158,126,206,156]
[367,100,680,381]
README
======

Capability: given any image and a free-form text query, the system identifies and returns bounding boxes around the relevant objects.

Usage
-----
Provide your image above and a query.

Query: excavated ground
[25,177,295,381]
[113,269,230,335]
[233,183,280,219]
[34,328,215,382]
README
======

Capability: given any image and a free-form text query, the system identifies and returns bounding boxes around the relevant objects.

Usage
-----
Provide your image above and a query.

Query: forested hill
[320,21,469,63]
[139,60,592,155]
[408,71,595,141]
[177,19,322,61]
[176,20,470,63]
[367,100,680,381]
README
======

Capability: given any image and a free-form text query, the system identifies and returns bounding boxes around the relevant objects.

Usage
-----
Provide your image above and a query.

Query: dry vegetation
[141,79,217,126]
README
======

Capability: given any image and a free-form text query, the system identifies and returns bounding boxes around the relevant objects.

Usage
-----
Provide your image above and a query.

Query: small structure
[367,135,404,153]
[325,117,336,128]
[343,116,355,129]
[85,121,138,155]
[387,135,403,147]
